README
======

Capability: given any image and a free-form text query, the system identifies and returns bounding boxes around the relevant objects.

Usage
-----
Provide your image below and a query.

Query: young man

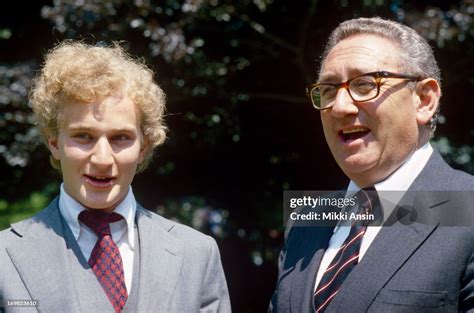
[0,42,231,313]
[269,17,474,312]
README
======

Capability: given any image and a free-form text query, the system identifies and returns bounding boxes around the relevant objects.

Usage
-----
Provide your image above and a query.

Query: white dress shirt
[314,142,433,291]
[58,184,136,293]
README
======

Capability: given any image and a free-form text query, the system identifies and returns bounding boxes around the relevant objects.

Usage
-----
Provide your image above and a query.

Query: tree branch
[235,13,299,55]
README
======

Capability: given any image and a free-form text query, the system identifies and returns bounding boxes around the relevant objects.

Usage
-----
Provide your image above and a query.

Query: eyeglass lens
[312,75,379,108]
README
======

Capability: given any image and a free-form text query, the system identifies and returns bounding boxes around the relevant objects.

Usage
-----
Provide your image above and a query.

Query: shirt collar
[346,142,433,193]
[58,184,136,249]
[336,142,434,232]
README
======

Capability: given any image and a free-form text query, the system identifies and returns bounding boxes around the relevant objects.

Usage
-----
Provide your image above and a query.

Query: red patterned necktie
[314,187,379,312]
[79,210,128,313]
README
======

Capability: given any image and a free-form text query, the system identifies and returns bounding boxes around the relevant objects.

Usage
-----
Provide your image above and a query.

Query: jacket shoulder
[0,198,60,246]
[412,149,474,190]
[137,205,216,247]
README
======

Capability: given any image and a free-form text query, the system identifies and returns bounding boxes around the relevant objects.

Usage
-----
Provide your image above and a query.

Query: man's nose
[330,88,359,118]
[90,137,114,167]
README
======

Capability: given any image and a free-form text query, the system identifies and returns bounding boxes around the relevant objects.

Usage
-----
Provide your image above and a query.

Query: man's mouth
[84,174,116,187]
[339,127,371,142]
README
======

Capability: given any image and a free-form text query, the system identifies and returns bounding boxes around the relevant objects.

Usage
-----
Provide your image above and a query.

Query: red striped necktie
[79,210,128,313]
[313,187,379,313]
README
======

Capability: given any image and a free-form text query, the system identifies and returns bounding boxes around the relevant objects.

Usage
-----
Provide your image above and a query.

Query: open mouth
[339,127,371,142]
[84,174,116,187]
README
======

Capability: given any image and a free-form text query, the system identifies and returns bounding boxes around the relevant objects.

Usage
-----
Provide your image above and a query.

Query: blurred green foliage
[0,182,58,230]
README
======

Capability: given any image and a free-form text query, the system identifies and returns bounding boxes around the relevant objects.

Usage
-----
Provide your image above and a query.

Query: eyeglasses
[306,71,423,110]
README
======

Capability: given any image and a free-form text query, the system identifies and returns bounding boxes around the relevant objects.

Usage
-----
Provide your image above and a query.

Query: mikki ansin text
[290,211,375,221]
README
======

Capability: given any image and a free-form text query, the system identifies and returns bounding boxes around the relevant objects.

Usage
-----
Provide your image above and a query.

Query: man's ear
[45,129,61,160]
[415,78,441,126]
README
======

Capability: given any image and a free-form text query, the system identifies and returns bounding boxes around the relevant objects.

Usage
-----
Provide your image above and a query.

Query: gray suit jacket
[0,200,231,313]
[269,150,474,312]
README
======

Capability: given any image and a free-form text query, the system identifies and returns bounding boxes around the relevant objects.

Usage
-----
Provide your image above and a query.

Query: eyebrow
[319,68,377,83]
[67,125,137,133]
[318,74,337,83]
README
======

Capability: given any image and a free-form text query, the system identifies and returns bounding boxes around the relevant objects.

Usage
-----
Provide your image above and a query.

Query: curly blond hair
[30,41,167,172]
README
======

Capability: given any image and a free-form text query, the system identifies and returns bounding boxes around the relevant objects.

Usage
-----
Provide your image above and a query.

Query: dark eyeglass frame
[306,71,423,110]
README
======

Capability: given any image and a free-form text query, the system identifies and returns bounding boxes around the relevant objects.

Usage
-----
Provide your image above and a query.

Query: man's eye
[113,134,130,141]
[351,79,376,95]
[320,86,337,98]
[74,133,92,140]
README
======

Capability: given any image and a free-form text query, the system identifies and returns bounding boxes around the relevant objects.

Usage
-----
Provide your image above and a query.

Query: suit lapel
[326,221,438,312]
[5,198,80,313]
[135,206,184,313]
[288,226,334,313]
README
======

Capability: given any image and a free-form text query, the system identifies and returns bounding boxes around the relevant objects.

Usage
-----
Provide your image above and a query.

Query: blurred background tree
[1,0,473,311]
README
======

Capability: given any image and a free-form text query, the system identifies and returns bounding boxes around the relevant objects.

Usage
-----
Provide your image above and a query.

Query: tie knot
[354,186,383,226]
[78,210,123,237]
[357,186,378,214]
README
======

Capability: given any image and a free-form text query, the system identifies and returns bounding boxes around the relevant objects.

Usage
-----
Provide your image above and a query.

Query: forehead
[59,95,140,131]
[320,34,403,81]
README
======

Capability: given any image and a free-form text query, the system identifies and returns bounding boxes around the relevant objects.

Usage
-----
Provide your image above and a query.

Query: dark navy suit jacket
[269,150,474,312]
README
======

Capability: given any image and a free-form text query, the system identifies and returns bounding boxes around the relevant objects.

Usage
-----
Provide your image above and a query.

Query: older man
[0,42,230,313]
[269,17,474,312]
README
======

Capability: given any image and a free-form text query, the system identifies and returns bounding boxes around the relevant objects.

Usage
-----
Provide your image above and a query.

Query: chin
[337,156,379,182]
[80,194,117,210]
[82,201,113,210]
[341,152,375,169]
[85,206,110,211]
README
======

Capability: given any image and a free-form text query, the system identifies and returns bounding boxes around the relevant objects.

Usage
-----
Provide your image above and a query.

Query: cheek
[385,92,418,122]
[58,138,85,161]
[61,145,89,162]
[320,114,334,138]
[375,105,417,145]
[116,145,144,167]
[371,97,402,125]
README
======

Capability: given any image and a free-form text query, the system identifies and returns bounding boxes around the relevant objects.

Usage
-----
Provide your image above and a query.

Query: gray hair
[321,17,441,135]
